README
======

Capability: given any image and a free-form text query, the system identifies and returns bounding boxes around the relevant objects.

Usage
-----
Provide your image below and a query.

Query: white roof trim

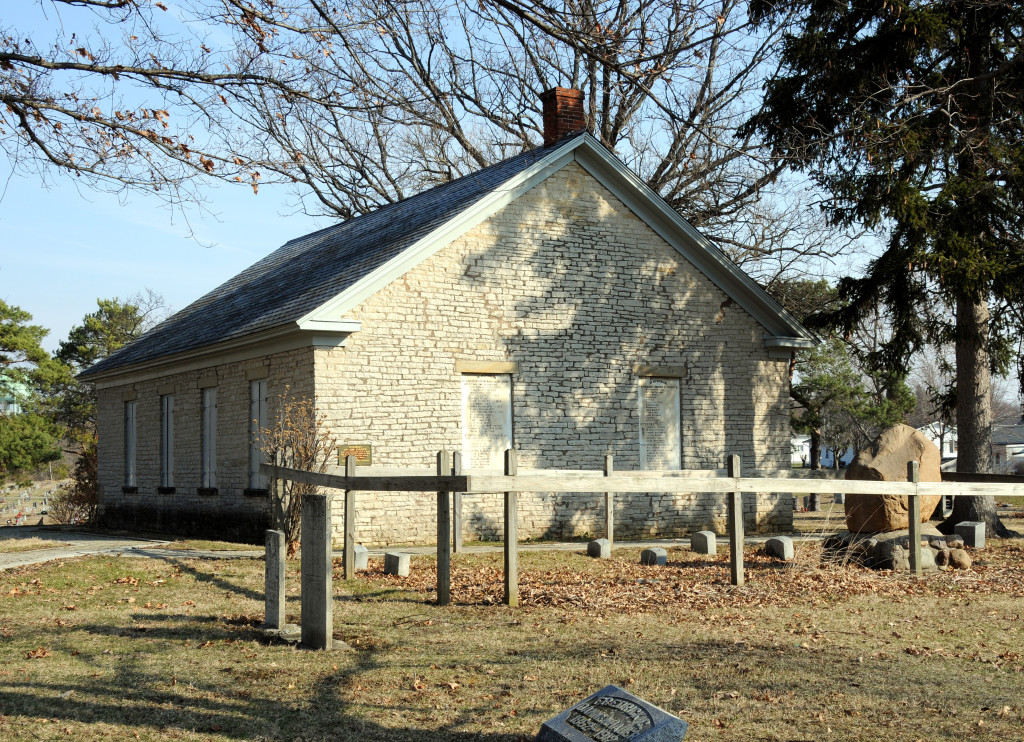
[300,133,815,344]
[569,141,814,342]
[296,319,363,333]
[763,335,818,350]
[299,143,584,324]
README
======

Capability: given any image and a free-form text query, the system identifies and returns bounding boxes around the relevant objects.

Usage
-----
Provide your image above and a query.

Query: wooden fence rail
[264,463,1024,498]
[262,456,1024,614]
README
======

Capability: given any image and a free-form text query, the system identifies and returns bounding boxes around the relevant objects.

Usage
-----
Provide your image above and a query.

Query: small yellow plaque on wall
[338,444,373,466]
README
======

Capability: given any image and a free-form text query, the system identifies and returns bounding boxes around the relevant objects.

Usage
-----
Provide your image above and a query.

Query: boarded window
[461,374,513,470]
[249,380,269,489]
[160,394,175,487]
[201,387,217,488]
[638,377,681,470]
[124,400,137,487]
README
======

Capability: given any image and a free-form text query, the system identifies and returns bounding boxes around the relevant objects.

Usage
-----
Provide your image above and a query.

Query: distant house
[916,422,958,461]
[789,435,854,469]
[80,88,816,544]
[992,425,1024,473]
[917,422,1024,473]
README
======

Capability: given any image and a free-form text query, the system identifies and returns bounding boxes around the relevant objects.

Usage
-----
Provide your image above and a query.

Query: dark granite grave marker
[537,685,687,741]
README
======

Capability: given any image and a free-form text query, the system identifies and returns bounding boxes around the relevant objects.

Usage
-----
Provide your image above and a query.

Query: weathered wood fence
[262,453,1024,647]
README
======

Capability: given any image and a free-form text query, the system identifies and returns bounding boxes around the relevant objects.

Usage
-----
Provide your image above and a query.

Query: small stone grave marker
[764,536,794,561]
[689,531,716,555]
[640,547,667,566]
[587,538,611,559]
[537,684,687,741]
[954,521,985,549]
[353,544,369,570]
[384,552,410,577]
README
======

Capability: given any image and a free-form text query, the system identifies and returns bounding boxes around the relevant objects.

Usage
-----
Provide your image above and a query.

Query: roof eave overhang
[297,132,816,349]
[79,319,362,389]
[763,335,819,359]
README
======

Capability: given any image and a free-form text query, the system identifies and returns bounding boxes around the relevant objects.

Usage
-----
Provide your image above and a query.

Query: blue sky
[1,0,329,353]
[0,166,327,354]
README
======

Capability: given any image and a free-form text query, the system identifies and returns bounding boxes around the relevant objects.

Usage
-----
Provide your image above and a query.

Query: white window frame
[201,387,217,489]
[638,377,682,470]
[160,394,175,488]
[249,379,269,489]
[460,373,513,470]
[123,400,137,487]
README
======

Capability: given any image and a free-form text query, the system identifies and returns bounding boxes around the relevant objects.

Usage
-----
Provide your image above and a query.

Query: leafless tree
[911,344,1020,433]
[3,0,858,284]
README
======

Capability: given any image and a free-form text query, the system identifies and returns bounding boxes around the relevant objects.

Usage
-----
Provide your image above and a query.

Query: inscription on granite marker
[537,685,687,741]
[566,695,653,740]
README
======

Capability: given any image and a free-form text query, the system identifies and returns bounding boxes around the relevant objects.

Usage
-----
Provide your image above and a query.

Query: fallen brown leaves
[350,541,1024,616]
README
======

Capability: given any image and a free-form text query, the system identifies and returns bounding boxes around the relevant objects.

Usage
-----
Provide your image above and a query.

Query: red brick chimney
[540,87,585,146]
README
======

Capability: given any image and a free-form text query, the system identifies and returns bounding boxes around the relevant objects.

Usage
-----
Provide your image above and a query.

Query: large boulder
[844,424,943,533]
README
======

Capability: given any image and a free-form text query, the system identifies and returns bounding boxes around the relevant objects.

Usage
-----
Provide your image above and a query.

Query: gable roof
[81,133,815,381]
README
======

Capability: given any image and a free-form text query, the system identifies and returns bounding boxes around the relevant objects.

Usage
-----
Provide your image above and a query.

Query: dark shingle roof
[81,139,573,378]
[993,425,1024,445]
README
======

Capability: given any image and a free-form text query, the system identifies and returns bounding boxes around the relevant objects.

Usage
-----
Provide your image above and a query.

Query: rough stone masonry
[95,164,794,545]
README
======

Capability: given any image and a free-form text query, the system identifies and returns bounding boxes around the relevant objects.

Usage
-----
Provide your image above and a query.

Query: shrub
[49,438,98,525]
[256,388,337,556]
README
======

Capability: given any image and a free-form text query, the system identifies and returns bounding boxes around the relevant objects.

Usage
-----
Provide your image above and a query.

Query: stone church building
[81,88,815,544]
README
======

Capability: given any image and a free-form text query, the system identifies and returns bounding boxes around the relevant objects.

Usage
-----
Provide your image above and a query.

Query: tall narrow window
[123,400,137,488]
[461,374,513,470]
[160,394,175,488]
[249,379,269,490]
[638,377,681,470]
[201,387,217,489]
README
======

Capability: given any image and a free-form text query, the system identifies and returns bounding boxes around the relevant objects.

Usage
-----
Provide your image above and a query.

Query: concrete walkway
[2,526,819,570]
[0,526,172,570]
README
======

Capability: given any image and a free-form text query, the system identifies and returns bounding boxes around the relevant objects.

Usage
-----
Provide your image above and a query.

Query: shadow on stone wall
[451,177,780,539]
[100,504,268,544]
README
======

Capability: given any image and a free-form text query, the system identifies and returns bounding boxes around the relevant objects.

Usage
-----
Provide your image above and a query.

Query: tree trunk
[941,295,1015,536]
[807,429,821,512]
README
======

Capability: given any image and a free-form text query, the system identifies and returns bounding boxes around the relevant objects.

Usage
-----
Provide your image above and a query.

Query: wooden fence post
[727,455,744,587]
[436,450,452,606]
[907,460,921,578]
[604,454,614,550]
[452,451,463,554]
[504,448,518,607]
[342,454,356,580]
[264,529,286,629]
[301,494,332,650]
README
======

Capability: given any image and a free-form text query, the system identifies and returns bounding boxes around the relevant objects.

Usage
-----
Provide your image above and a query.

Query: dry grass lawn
[0,538,72,554]
[1,517,1023,741]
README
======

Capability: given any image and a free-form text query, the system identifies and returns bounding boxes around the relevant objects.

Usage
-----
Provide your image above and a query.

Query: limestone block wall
[316,162,793,545]
[95,348,314,540]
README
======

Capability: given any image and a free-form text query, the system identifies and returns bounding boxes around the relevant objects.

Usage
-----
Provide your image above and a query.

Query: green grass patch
[1,537,1024,741]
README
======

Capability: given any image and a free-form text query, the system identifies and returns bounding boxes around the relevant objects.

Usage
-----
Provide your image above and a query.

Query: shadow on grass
[73,614,265,645]
[1,628,964,741]
[160,557,265,603]
[0,644,534,741]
